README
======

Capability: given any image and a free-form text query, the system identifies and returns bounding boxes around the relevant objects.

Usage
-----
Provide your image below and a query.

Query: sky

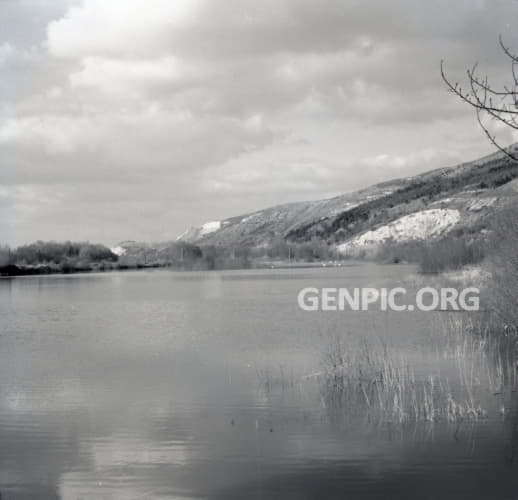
[1,0,518,246]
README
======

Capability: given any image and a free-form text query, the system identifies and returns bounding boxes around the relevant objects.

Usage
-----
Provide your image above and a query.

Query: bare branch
[441,38,518,163]
[500,34,518,63]
[476,108,518,162]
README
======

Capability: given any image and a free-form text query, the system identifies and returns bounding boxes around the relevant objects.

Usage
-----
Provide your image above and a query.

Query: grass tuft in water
[318,321,517,425]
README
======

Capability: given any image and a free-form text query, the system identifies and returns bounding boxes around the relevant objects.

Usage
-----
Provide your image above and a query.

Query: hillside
[178,145,518,253]
[178,178,406,247]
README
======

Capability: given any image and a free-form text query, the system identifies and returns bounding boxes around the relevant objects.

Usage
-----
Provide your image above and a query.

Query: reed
[318,321,517,425]
[256,364,297,392]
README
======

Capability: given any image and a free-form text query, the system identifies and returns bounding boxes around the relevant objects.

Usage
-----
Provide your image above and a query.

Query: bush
[0,241,119,275]
[417,236,485,273]
[14,241,117,265]
[0,246,13,266]
[376,235,485,273]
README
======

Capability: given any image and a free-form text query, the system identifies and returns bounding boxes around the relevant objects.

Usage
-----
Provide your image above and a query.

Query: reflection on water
[0,266,517,499]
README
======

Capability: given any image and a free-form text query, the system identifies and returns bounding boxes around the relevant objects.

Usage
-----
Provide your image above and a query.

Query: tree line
[0,238,345,276]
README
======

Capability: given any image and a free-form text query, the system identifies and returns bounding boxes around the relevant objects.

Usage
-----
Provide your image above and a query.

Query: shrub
[376,235,485,273]
[417,236,485,273]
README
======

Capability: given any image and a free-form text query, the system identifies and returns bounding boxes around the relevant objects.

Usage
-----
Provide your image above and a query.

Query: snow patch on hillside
[337,209,460,253]
[176,221,222,241]
[199,221,221,236]
[110,246,126,256]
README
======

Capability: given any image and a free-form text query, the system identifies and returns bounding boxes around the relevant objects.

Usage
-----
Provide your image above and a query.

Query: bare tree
[441,36,518,162]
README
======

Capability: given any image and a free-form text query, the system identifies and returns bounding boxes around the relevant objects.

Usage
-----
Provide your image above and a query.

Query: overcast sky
[1,0,518,245]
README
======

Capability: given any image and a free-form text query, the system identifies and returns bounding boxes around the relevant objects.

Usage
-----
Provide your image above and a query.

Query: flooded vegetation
[316,318,517,426]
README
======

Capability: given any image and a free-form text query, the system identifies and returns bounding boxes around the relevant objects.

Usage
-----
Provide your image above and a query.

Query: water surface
[0,265,516,499]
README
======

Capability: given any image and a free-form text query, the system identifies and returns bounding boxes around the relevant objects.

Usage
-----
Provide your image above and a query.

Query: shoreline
[0,259,367,278]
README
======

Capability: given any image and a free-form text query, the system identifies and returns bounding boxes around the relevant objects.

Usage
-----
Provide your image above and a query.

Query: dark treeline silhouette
[0,241,118,275]
[15,241,116,265]
[0,239,345,276]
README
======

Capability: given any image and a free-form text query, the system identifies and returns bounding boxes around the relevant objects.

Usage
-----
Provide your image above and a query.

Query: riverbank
[0,255,361,277]
[0,261,172,277]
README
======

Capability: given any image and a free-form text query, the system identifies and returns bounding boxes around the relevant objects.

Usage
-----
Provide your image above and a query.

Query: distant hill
[177,145,518,253]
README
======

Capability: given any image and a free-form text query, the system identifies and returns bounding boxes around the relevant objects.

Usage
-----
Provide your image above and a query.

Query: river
[0,265,516,499]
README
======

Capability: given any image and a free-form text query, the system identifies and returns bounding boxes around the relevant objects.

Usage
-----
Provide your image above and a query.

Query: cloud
[201,144,468,200]
[0,109,275,187]
[0,42,15,66]
[0,115,100,155]
[68,56,200,93]
[46,0,201,58]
